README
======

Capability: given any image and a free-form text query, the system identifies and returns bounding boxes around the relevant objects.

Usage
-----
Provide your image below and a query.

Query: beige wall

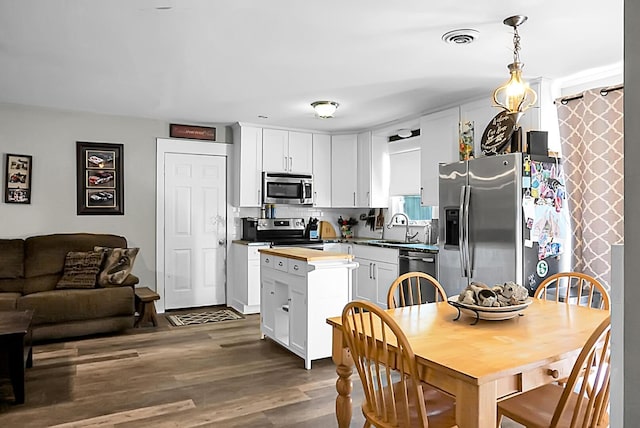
[0,103,164,288]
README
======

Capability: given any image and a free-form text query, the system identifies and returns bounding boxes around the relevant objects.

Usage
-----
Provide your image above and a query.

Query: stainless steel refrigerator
[438,153,571,297]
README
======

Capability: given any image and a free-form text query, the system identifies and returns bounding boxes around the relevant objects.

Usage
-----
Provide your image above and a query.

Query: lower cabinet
[353,245,399,309]
[229,243,270,314]
[260,253,355,369]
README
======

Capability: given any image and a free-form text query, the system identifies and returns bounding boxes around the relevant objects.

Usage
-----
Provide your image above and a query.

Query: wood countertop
[259,247,354,262]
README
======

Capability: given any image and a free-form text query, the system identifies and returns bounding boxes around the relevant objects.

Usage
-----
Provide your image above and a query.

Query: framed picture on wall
[76,141,124,215]
[4,153,33,204]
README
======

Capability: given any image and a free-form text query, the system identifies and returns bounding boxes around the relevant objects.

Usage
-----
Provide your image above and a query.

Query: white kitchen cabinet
[312,133,332,207]
[419,107,460,206]
[357,131,389,208]
[263,128,313,174]
[331,134,358,207]
[228,242,269,314]
[260,249,356,369]
[232,124,263,207]
[352,245,399,309]
[323,242,353,255]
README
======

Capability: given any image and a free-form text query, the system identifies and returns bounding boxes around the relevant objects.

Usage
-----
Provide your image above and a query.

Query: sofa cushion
[0,277,25,294]
[17,286,135,325]
[0,292,21,310]
[95,247,139,287]
[23,233,128,294]
[0,239,24,279]
[56,251,105,289]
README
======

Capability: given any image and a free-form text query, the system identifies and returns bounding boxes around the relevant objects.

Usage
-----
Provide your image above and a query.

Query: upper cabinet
[357,131,389,208]
[331,134,358,207]
[419,107,460,206]
[232,124,263,207]
[263,129,312,174]
[312,133,332,207]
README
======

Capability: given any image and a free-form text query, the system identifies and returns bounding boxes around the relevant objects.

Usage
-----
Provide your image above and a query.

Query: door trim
[156,138,231,312]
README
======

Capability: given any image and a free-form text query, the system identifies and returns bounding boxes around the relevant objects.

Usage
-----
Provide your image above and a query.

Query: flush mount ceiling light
[396,129,413,138]
[311,101,339,118]
[441,29,479,45]
[492,15,537,122]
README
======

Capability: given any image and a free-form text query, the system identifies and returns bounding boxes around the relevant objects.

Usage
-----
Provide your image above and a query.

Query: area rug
[166,308,244,326]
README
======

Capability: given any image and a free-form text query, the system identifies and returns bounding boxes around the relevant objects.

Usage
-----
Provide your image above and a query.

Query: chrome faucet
[386,212,419,243]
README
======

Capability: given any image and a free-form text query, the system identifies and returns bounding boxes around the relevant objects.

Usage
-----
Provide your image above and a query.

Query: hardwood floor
[0,308,522,427]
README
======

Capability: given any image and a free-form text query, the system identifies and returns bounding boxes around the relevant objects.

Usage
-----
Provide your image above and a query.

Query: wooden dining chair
[497,315,611,428]
[534,272,610,310]
[342,300,456,428]
[387,272,448,309]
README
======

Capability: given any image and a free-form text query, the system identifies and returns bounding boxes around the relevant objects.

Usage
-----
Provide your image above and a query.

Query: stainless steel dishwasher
[398,250,439,302]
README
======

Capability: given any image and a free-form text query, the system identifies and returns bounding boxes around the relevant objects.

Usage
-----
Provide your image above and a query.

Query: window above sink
[389,195,434,226]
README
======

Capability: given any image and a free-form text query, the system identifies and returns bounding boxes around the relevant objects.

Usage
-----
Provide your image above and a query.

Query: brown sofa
[0,233,138,341]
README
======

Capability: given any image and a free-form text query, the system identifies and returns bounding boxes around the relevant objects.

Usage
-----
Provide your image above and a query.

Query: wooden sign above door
[169,124,216,141]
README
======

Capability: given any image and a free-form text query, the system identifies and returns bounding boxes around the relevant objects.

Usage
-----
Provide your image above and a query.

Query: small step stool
[134,286,160,327]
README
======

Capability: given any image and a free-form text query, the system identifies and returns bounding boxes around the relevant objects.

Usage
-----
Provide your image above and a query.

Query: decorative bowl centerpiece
[448,281,532,324]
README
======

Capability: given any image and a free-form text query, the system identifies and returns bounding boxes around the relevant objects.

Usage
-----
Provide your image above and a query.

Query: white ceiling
[0,0,623,134]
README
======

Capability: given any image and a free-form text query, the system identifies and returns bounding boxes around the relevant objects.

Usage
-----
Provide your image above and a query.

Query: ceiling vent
[442,29,479,45]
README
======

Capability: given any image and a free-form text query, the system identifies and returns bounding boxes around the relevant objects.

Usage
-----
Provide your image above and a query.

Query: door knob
[218,239,226,245]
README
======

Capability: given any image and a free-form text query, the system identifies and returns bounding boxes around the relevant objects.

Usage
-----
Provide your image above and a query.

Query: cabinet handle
[420,187,424,204]
[270,291,275,295]
[367,191,370,206]
[289,156,293,171]
[313,191,317,205]
[369,262,373,279]
[547,369,560,379]
[293,265,299,270]
[265,257,270,264]
[372,263,376,280]
[283,156,287,171]
[353,192,356,206]
[278,261,283,267]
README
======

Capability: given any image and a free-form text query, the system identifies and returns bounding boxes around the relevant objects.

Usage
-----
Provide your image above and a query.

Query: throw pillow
[95,246,139,287]
[56,251,105,289]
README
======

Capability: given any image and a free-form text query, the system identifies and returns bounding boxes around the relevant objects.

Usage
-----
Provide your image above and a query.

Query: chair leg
[363,422,372,428]
[496,411,503,428]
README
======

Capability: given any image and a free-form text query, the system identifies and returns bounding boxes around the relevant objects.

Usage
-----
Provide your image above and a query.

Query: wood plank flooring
[0,308,522,427]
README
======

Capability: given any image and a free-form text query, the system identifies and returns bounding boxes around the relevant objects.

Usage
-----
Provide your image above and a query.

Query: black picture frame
[4,153,33,204]
[76,141,124,215]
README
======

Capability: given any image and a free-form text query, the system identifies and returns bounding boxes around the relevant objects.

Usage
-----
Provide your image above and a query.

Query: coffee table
[0,310,33,404]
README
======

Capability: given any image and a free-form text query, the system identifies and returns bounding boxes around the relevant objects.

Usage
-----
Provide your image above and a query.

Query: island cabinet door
[289,281,307,356]
[261,275,276,337]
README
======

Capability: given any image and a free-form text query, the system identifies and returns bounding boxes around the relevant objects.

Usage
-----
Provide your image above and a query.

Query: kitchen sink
[359,240,437,251]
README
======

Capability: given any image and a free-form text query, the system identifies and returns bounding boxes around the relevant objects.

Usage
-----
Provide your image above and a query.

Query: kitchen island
[259,247,357,369]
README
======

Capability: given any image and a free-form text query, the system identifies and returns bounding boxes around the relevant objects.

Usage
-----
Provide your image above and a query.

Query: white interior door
[164,153,226,309]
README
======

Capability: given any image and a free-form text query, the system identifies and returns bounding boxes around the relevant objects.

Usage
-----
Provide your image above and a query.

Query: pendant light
[492,15,537,123]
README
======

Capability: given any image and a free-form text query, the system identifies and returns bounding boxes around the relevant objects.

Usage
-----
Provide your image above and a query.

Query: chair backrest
[387,272,448,309]
[551,315,611,427]
[342,300,429,428]
[534,272,610,310]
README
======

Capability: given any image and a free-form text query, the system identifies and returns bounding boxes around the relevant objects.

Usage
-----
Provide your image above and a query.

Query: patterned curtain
[556,87,624,288]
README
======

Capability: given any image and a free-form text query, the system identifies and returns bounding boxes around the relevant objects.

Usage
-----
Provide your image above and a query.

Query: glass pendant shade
[311,101,339,118]
[493,62,537,114]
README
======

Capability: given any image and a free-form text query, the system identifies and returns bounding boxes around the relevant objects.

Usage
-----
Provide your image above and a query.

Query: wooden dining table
[326,299,609,428]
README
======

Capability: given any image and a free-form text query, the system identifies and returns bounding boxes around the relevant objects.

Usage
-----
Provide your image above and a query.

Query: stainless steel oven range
[242,217,323,249]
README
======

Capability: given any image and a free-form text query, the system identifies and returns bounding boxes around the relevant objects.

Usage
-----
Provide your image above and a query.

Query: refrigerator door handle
[459,186,467,277]
[463,184,472,278]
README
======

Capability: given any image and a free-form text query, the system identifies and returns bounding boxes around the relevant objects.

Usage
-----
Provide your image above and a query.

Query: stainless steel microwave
[263,172,313,205]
